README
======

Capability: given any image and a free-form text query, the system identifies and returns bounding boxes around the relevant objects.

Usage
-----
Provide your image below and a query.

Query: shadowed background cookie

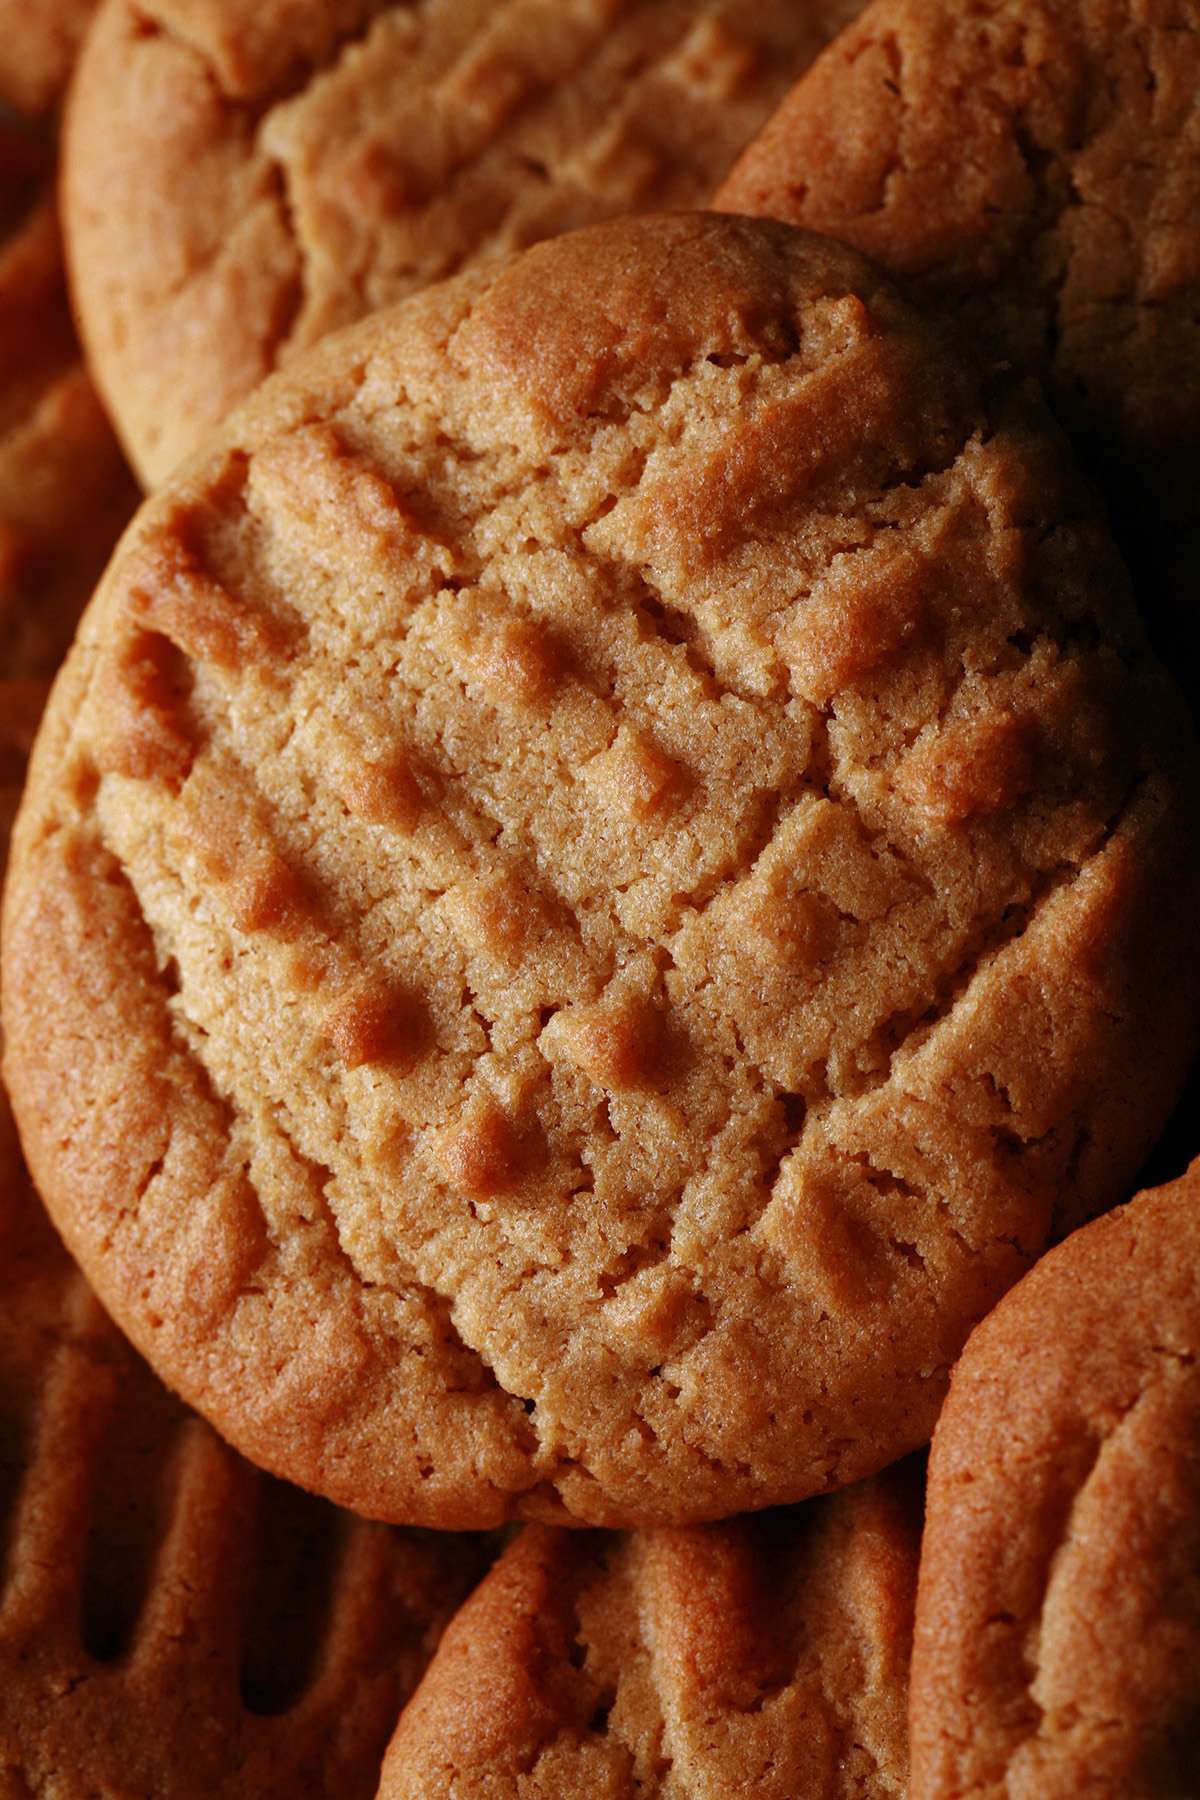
[0,0,101,115]
[909,1160,1200,1798]
[4,213,1200,1531]
[0,117,139,747]
[713,0,1200,713]
[62,0,866,487]
[0,1090,496,1798]
[379,1462,921,1798]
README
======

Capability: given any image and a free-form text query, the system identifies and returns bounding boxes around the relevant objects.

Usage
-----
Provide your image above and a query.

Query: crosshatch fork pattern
[5,215,1198,1530]
[378,1462,922,1798]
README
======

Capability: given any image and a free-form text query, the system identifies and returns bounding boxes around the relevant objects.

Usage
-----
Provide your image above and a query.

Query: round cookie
[379,1462,922,1798]
[61,0,865,487]
[0,1093,494,1799]
[4,212,1199,1530]
[712,0,1200,701]
[909,1160,1200,1798]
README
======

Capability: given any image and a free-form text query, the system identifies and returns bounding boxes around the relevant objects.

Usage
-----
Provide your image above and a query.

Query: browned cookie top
[715,0,1200,464]
[0,1093,495,1799]
[62,0,865,487]
[379,1462,921,1798]
[4,213,1199,1531]
[910,1160,1200,1799]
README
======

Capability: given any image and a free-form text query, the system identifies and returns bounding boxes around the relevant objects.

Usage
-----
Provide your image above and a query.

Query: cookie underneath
[0,0,99,113]
[380,1464,921,1798]
[0,119,139,692]
[63,0,864,485]
[910,1159,1200,1798]
[713,0,1200,715]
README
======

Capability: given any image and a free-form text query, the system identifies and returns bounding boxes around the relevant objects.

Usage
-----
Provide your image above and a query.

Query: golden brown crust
[0,1097,496,1799]
[715,0,1200,463]
[5,212,1199,1530]
[0,0,99,114]
[62,0,865,486]
[380,1464,921,1798]
[712,0,1200,711]
[910,1161,1200,1798]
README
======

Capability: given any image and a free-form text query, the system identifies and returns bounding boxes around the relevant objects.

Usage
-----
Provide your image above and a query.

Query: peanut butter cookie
[0,0,100,114]
[713,0,1200,706]
[910,1159,1200,1798]
[63,0,864,487]
[380,1462,921,1798]
[0,119,139,698]
[5,213,1199,1529]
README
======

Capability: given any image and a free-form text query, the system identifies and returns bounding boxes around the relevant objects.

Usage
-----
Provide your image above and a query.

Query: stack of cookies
[3,2,1200,1794]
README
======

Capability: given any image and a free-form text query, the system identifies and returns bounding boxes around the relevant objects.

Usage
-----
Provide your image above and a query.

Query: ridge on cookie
[713,0,1200,714]
[910,1158,1200,1797]
[4,211,1199,1530]
[62,0,866,487]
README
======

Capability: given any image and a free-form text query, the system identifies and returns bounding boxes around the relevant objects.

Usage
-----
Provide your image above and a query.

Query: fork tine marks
[124,1414,259,1700]
[0,1331,119,1656]
[285,1513,385,1716]
[292,1515,441,1736]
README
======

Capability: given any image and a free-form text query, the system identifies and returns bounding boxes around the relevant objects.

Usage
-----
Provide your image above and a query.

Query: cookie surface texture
[0,1094,494,1799]
[715,0,1200,462]
[62,0,865,487]
[5,212,1199,1530]
[909,1160,1200,1798]
[713,0,1200,705]
[379,1463,921,1797]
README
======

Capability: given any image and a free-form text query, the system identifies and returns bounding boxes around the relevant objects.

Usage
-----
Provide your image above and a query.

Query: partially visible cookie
[62,0,865,486]
[379,1462,922,1798]
[0,1092,495,1799]
[5,213,1199,1531]
[909,1160,1200,1798]
[0,675,51,878]
[712,0,1200,699]
[715,0,1200,462]
[0,0,100,114]
[0,118,139,690]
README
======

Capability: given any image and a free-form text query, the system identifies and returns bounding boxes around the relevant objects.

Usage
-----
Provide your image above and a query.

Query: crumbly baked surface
[910,1160,1200,1799]
[4,212,1199,1529]
[0,0,100,114]
[380,1462,921,1798]
[0,1093,494,1799]
[62,0,864,486]
[0,120,139,691]
[714,0,1200,464]
[712,0,1200,708]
